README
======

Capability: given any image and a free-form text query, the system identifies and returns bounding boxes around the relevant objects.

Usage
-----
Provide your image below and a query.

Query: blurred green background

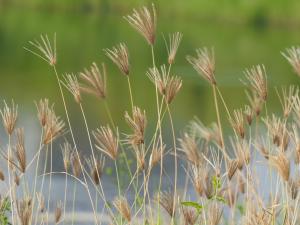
[1,0,300,138]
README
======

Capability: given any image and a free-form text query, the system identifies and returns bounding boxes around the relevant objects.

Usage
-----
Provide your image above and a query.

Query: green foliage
[181,201,203,213]
[0,198,11,225]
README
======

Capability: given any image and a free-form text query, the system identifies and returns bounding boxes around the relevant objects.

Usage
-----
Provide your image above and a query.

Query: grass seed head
[104,43,129,76]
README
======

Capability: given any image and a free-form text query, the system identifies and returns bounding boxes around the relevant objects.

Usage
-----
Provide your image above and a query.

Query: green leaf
[181,201,203,212]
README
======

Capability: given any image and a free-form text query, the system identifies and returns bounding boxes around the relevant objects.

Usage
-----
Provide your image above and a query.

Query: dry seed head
[104,43,129,76]
[0,169,4,181]
[276,86,297,118]
[147,65,168,95]
[43,108,65,145]
[149,141,165,169]
[246,90,263,116]
[62,73,81,104]
[229,109,245,139]
[14,172,20,186]
[25,33,56,66]
[132,145,146,171]
[55,201,63,224]
[61,142,72,172]
[263,115,289,151]
[244,105,253,125]
[178,133,202,166]
[1,100,18,135]
[291,124,300,164]
[36,193,45,213]
[124,4,157,45]
[85,155,105,185]
[80,62,107,99]
[270,152,290,181]
[35,98,52,127]
[157,191,176,218]
[191,120,222,146]
[282,46,300,76]
[17,195,32,225]
[15,128,26,173]
[93,125,119,160]
[113,196,131,222]
[165,75,182,104]
[244,64,268,101]
[182,206,198,225]
[228,159,239,180]
[288,178,299,200]
[164,32,183,64]
[190,165,206,196]
[124,106,147,146]
[232,138,250,168]
[186,47,216,85]
[71,151,81,178]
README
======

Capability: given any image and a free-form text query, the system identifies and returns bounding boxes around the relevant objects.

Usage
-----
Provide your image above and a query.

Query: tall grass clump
[1,3,300,225]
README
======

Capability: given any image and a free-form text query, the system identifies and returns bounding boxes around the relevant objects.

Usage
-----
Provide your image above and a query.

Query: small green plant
[0,198,11,225]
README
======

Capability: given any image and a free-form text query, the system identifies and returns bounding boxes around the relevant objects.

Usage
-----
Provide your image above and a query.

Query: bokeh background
[1,0,300,221]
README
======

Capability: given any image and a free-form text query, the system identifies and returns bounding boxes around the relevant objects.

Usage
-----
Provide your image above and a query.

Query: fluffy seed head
[276,86,297,118]
[149,141,165,169]
[282,46,300,76]
[229,109,245,139]
[15,128,26,173]
[61,142,72,172]
[228,159,239,180]
[36,193,45,213]
[181,206,198,225]
[80,62,107,99]
[206,203,223,225]
[86,155,105,185]
[113,196,131,222]
[243,105,253,126]
[178,133,201,166]
[246,90,263,116]
[191,120,222,146]
[157,191,176,218]
[93,125,119,160]
[55,201,63,224]
[25,33,57,66]
[62,73,81,104]
[270,152,290,181]
[186,47,216,85]
[104,43,129,76]
[35,99,52,127]
[124,107,147,146]
[17,195,32,225]
[164,32,183,64]
[1,100,18,135]
[244,65,267,101]
[71,151,82,178]
[124,4,157,45]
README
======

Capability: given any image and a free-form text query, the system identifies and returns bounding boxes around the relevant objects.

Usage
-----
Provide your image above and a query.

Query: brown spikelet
[186,47,216,85]
[246,90,263,117]
[1,100,18,135]
[17,195,32,225]
[124,106,147,146]
[181,206,198,225]
[0,169,4,181]
[282,46,300,76]
[276,86,297,118]
[55,201,63,224]
[93,125,119,160]
[132,145,146,171]
[229,109,245,139]
[113,196,131,222]
[164,32,183,64]
[35,98,52,127]
[243,105,253,126]
[80,62,107,99]
[263,115,289,151]
[104,43,129,76]
[62,73,81,104]
[190,165,206,197]
[288,178,298,200]
[61,142,72,172]
[36,193,45,213]
[42,107,65,145]
[25,33,57,66]
[71,151,81,178]
[157,191,176,218]
[165,76,182,104]
[124,4,157,45]
[178,133,201,166]
[86,155,105,185]
[228,159,239,180]
[14,172,20,186]
[270,152,290,181]
[244,64,267,101]
[232,138,250,169]
[15,128,26,173]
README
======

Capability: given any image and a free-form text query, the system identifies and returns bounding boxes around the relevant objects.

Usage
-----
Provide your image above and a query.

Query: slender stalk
[212,84,224,148]
[46,140,53,225]
[63,171,68,225]
[71,181,77,225]
[127,76,134,111]
[7,135,15,225]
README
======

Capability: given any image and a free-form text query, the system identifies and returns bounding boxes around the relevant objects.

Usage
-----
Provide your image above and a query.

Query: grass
[1,3,300,225]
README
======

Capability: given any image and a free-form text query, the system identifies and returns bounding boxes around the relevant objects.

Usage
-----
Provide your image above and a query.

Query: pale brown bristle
[229,109,245,139]
[25,33,57,66]
[16,195,32,225]
[276,85,297,118]
[80,62,107,99]
[165,32,183,65]
[85,155,105,185]
[186,47,216,85]
[157,191,176,218]
[104,43,130,76]
[178,133,202,166]
[124,4,157,45]
[0,169,4,181]
[113,196,131,222]
[206,203,223,225]
[149,141,165,169]
[54,201,63,224]
[71,151,82,178]
[282,46,300,76]
[15,128,26,173]
[93,125,119,160]
[181,205,198,225]
[270,152,290,182]
[243,105,253,125]
[35,98,52,127]
[228,159,239,180]
[62,73,82,104]
[124,106,147,146]
[1,100,18,135]
[61,142,72,172]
